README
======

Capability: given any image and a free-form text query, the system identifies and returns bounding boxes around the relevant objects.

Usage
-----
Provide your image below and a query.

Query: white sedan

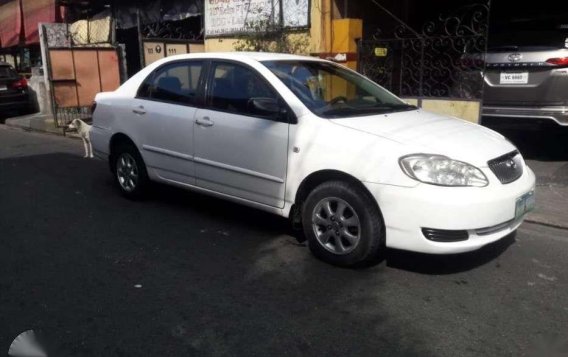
[90,52,536,267]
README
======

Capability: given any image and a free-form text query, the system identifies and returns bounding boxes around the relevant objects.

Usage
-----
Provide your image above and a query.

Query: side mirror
[249,97,287,120]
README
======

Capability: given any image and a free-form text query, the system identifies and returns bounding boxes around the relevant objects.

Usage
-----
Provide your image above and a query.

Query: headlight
[399,154,488,187]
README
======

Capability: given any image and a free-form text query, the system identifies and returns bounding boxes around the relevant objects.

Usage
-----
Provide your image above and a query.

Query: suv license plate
[500,72,528,84]
[515,191,535,219]
[0,85,7,91]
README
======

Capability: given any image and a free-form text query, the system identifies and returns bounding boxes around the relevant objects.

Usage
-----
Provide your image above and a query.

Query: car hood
[330,110,516,167]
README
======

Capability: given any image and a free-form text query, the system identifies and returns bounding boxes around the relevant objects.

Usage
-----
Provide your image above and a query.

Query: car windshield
[261,60,416,118]
[488,31,568,51]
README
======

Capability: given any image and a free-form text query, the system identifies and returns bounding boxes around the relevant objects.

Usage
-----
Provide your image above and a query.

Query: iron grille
[488,151,524,184]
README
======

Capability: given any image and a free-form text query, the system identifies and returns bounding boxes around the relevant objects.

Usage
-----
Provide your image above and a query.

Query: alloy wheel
[116,153,139,192]
[311,197,361,255]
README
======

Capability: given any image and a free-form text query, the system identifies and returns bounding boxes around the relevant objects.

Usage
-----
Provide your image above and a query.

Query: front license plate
[500,72,528,84]
[515,191,535,219]
[0,85,7,91]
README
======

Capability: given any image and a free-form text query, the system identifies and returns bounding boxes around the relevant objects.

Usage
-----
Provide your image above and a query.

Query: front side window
[262,60,416,118]
[139,61,203,105]
[208,62,280,119]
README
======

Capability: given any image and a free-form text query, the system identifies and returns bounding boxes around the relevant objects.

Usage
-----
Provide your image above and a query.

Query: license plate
[0,85,6,91]
[515,191,535,219]
[500,72,528,84]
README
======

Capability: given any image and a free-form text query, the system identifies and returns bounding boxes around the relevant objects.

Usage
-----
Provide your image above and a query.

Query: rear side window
[0,65,17,78]
[138,61,203,105]
[207,62,279,118]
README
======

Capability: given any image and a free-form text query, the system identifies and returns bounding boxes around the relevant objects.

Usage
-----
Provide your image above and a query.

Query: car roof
[163,52,324,63]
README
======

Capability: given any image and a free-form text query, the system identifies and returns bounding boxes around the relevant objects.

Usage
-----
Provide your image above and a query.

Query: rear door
[193,60,290,208]
[134,60,205,184]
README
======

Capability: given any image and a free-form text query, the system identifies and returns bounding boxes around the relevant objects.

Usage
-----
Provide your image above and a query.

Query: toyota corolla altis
[90,53,535,267]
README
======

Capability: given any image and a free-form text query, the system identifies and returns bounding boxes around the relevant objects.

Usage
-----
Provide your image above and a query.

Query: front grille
[488,151,523,184]
[422,228,469,242]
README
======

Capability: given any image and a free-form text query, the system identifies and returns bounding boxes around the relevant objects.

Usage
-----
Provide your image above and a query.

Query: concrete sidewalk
[4,112,80,139]
[2,114,567,229]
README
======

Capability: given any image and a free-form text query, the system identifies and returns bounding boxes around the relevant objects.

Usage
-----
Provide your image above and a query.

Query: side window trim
[195,59,211,107]
[136,59,206,108]
[203,59,296,124]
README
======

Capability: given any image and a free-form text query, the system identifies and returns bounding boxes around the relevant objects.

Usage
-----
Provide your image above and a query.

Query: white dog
[67,119,93,158]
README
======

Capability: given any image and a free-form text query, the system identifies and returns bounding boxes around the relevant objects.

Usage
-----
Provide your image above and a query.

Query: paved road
[1,125,567,357]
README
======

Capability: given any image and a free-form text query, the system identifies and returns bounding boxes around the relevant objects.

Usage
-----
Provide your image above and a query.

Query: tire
[302,180,385,267]
[111,142,149,199]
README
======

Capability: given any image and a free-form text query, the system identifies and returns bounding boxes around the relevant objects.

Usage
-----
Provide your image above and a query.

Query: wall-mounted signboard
[204,0,310,37]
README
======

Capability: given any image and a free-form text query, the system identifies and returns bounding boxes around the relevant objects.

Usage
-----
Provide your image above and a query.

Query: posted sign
[204,0,309,37]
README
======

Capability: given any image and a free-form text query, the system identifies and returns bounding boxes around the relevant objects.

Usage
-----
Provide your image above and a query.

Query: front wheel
[112,142,149,199]
[302,181,385,267]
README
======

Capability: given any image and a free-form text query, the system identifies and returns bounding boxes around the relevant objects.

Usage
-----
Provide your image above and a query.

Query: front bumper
[364,166,536,254]
[482,105,568,126]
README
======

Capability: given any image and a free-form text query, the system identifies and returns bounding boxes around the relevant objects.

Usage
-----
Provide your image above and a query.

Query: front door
[193,61,290,208]
[135,60,204,184]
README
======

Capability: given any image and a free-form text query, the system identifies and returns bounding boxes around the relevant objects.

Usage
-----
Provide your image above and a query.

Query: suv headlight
[399,154,488,187]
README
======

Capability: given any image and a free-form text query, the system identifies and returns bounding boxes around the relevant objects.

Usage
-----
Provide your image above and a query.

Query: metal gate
[46,47,121,127]
[358,2,490,102]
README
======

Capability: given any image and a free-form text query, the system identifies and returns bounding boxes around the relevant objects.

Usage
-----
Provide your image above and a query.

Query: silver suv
[482,31,568,126]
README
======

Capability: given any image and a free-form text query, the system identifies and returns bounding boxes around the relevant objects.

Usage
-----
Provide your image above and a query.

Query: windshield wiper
[372,103,417,110]
[319,103,417,118]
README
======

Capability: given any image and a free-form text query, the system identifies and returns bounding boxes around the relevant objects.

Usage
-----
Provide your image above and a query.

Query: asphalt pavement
[1,125,567,357]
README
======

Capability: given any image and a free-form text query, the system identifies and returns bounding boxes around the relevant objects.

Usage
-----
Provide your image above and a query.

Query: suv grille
[488,151,523,184]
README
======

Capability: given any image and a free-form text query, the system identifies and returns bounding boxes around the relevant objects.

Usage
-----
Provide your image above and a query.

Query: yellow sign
[374,47,388,57]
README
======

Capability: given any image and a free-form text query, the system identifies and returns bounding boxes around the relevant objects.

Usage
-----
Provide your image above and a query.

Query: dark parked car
[0,62,35,115]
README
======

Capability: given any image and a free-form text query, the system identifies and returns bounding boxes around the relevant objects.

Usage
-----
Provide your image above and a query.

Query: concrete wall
[402,98,481,123]
[28,67,49,114]
[421,99,480,123]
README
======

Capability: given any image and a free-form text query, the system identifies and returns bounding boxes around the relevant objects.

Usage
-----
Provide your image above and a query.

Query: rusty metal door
[47,47,121,126]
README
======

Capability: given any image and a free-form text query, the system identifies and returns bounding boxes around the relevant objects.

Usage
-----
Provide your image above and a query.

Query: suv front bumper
[482,105,568,126]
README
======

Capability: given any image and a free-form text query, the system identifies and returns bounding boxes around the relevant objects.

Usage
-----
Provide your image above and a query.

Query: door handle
[195,117,214,127]
[133,106,146,115]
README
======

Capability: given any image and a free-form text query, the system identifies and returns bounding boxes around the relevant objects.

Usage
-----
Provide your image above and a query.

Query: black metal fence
[358,2,489,100]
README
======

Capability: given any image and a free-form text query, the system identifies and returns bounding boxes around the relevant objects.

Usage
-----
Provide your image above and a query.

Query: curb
[526,216,568,231]
[4,121,80,140]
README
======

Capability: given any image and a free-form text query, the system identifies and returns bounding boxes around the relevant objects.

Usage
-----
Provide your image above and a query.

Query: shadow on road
[385,233,515,275]
[0,109,20,124]
[0,152,439,356]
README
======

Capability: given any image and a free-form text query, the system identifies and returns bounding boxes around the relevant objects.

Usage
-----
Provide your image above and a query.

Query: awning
[0,0,60,48]
[0,0,22,48]
[22,0,59,45]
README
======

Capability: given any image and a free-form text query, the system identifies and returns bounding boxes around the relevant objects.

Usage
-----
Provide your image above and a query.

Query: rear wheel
[302,180,384,267]
[112,142,149,199]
